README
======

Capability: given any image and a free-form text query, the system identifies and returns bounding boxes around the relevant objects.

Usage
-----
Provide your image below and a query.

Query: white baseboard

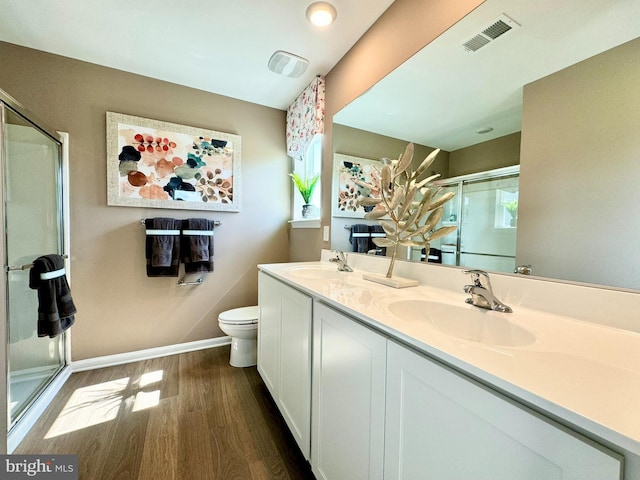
[8,366,72,453]
[71,336,231,372]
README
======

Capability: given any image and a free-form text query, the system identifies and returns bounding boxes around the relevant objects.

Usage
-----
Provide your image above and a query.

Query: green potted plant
[502,200,518,227]
[289,172,320,218]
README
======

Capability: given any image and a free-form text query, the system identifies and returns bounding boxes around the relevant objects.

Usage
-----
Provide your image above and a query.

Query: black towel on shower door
[29,254,76,338]
[145,217,181,277]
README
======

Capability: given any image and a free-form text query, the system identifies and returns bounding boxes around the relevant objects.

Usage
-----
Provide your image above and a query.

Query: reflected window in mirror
[495,189,518,229]
[291,134,322,222]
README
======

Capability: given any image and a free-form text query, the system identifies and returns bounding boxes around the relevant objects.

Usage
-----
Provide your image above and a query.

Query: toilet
[218,306,259,367]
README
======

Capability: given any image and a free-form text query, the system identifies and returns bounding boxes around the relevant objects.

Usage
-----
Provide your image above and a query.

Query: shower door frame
[0,89,72,452]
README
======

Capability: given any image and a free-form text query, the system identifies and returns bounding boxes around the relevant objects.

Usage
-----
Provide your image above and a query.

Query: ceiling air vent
[268,50,309,78]
[462,14,520,53]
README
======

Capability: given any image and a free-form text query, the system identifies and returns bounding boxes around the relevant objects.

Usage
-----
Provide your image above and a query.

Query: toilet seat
[218,306,259,326]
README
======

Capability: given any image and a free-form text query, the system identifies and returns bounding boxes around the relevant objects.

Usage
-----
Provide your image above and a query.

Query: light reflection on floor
[44,370,164,438]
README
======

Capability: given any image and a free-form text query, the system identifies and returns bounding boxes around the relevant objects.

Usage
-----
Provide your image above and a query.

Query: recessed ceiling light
[476,127,494,134]
[306,2,337,27]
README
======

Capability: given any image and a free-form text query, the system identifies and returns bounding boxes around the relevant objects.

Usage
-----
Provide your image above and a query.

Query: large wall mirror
[331,0,640,291]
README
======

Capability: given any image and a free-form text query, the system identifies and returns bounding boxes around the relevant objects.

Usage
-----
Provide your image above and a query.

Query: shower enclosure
[411,165,520,274]
[1,90,69,440]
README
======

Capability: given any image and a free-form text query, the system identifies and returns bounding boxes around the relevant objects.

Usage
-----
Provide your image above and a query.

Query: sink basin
[286,265,346,280]
[386,300,535,347]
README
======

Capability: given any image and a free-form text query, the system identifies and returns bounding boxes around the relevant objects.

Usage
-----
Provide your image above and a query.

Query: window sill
[288,219,321,229]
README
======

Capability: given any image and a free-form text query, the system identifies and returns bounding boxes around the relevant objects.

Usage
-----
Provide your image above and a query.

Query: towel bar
[6,254,69,272]
[345,224,384,230]
[177,277,204,286]
[140,219,221,226]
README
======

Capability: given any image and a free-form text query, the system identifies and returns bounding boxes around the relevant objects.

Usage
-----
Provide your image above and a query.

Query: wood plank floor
[15,345,315,480]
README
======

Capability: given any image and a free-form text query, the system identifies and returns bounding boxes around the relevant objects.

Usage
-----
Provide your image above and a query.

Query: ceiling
[333,0,640,151]
[0,0,394,110]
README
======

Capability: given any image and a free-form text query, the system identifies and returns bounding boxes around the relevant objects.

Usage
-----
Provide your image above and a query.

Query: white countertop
[258,260,640,456]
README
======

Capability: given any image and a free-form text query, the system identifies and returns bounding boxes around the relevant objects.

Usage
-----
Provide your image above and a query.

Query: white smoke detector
[268,50,310,78]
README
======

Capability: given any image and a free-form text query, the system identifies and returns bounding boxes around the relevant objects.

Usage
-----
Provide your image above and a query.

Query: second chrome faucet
[329,251,353,272]
[463,270,512,313]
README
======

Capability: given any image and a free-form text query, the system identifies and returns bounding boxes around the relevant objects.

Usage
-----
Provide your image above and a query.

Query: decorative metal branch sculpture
[356,143,457,283]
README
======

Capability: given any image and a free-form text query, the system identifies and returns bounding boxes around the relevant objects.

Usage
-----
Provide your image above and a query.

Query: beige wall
[332,124,450,171]
[517,38,640,289]
[0,42,291,360]
[288,0,484,261]
[449,132,520,177]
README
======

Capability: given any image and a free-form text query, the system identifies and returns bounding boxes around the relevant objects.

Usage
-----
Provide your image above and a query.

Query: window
[495,187,519,229]
[291,134,322,226]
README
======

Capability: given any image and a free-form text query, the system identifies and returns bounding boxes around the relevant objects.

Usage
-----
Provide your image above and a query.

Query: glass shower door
[458,174,519,272]
[3,104,66,428]
[428,167,519,273]
[433,184,459,265]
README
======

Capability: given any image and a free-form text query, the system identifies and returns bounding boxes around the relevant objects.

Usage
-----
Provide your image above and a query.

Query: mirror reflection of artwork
[106,112,241,211]
[332,153,386,218]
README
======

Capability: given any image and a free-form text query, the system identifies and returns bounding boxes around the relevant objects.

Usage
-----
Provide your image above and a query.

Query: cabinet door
[279,284,312,459]
[257,271,281,396]
[384,341,622,480]
[312,301,387,480]
[257,272,312,460]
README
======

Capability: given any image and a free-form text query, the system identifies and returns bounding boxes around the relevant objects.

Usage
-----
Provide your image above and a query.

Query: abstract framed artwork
[332,153,386,218]
[106,112,241,211]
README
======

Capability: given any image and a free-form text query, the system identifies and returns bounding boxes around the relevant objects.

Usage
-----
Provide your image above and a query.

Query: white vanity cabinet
[311,301,387,480]
[257,272,312,460]
[384,340,622,480]
[257,262,632,479]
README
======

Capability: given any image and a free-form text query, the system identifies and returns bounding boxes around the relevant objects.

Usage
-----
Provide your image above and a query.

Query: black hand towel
[349,224,370,253]
[145,218,181,277]
[181,218,215,273]
[28,254,76,338]
[428,247,442,263]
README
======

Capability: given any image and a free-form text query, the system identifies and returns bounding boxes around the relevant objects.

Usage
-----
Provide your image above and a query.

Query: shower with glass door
[409,165,520,274]
[1,89,68,438]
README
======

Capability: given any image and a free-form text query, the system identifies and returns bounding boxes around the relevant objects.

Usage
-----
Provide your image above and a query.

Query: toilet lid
[219,305,259,325]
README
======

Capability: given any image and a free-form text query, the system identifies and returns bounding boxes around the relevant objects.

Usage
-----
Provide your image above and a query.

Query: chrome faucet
[514,264,532,275]
[329,251,353,272]
[463,270,512,313]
